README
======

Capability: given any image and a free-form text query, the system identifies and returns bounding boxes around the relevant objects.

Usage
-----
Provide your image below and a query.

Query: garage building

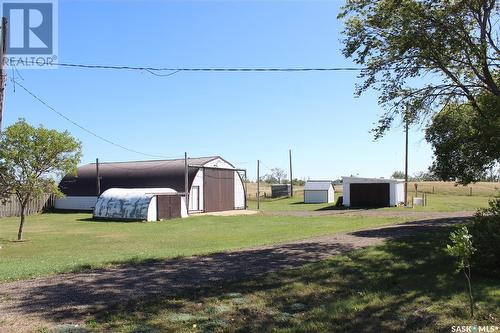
[56,156,246,214]
[342,176,404,207]
[303,181,335,204]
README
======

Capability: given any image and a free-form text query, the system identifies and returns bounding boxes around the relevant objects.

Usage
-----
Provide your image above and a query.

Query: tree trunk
[464,266,474,318]
[17,203,26,241]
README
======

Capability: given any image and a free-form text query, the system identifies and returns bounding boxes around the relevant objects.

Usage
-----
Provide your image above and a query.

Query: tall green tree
[0,119,81,240]
[338,0,500,138]
[425,92,500,184]
[391,171,406,179]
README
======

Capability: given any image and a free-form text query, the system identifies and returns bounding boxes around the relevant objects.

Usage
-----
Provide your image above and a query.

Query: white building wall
[342,182,351,207]
[328,186,335,203]
[190,169,205,212]
[180,197,188,217]
[304,191,328,203]
[55,196,97,211]
[395,183,405,205]
[147,196,157,221]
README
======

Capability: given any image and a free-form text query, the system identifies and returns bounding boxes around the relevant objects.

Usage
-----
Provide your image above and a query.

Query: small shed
[342,176,404,207]
[271,184,291,198]
[304,181,335,203]
[93,188,188,221]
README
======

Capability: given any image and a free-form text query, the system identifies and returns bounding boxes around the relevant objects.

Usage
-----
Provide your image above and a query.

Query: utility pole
[289,149,293,197]
[0,17,8,132]
[96,158,101,196]
[184,152,189,213]
[257,159,260,210]
[404,112,409,206]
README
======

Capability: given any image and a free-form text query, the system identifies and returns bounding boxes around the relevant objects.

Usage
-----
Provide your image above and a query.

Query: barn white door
[190,186,200,211]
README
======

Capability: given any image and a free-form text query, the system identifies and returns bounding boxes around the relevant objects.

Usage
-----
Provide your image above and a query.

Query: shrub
[446,226,476,318]
[469,196,500,277]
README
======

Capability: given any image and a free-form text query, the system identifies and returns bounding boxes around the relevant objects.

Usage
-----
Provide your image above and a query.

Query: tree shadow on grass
[315,205,352,211]
[86,219,496,332]
[75,217,149,223]
[2,217,496,332]
[0,237,356,325]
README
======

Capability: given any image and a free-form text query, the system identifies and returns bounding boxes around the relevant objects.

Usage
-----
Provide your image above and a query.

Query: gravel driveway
[0,212,473,332]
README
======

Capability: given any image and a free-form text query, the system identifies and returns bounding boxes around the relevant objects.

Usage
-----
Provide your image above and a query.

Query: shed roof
[59,156,225,196]
[304,181,333,191]
[342,176,404,183]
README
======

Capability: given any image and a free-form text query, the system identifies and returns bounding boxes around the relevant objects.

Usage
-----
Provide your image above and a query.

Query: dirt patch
[0,214,472,332]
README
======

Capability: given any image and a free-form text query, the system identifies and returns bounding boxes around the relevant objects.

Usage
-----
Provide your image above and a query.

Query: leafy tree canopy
[425,92,500,184]
[0,119,82,240]
[338,0,500,138]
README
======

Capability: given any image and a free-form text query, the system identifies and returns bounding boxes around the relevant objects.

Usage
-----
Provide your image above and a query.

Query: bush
[469,197,500,277]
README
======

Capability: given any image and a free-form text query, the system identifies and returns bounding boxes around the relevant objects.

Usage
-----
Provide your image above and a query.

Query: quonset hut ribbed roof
[59,156,222,196]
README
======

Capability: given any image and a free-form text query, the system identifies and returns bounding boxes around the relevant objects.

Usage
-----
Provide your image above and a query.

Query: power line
[54,62,367,73]
[50,61,500,74]
[11,78,182,159]
[259,161,274,172]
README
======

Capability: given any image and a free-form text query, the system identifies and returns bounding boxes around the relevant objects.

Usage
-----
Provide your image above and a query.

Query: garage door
[350,183,390,207]
[157,195,182,220]
[204,168,235,212]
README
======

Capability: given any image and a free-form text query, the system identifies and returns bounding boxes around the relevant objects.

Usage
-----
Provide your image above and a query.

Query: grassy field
[84,226,500,332]
[246,181,499,198]
[248,193,493,212]
[0,190,493,282]
[0,213,406,282]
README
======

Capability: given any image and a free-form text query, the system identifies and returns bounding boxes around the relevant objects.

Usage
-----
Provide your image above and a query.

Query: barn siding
[203,158,245,209]
[204,168,235,212]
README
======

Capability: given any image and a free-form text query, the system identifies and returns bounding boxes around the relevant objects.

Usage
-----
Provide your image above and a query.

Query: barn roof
[59,156,223,196]
[304,181,333,191]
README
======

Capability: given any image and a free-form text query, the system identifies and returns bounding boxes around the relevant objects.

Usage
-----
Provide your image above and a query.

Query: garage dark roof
[59,156,221,196]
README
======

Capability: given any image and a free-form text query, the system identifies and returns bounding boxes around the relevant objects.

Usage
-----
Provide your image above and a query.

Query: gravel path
[0,212,473,332]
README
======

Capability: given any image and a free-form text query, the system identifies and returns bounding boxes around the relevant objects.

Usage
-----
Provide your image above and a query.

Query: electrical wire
[54,62,367,73]
[50,62,500,74]
[259,161,275,172]
[11,78,183,159]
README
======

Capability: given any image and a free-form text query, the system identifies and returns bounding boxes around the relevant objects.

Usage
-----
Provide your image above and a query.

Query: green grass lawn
[0,213,407,282]
[381,194,492,212]
[248,193,492,212]
[85,226,500,333]
[247,196,336,211]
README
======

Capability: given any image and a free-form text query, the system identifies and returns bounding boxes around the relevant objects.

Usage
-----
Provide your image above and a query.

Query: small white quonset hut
[342,176,404,207]
[304,181,335,203]
[93,188,188,221]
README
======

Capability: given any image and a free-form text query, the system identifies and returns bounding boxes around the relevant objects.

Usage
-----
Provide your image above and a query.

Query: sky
[2,0,434,181]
